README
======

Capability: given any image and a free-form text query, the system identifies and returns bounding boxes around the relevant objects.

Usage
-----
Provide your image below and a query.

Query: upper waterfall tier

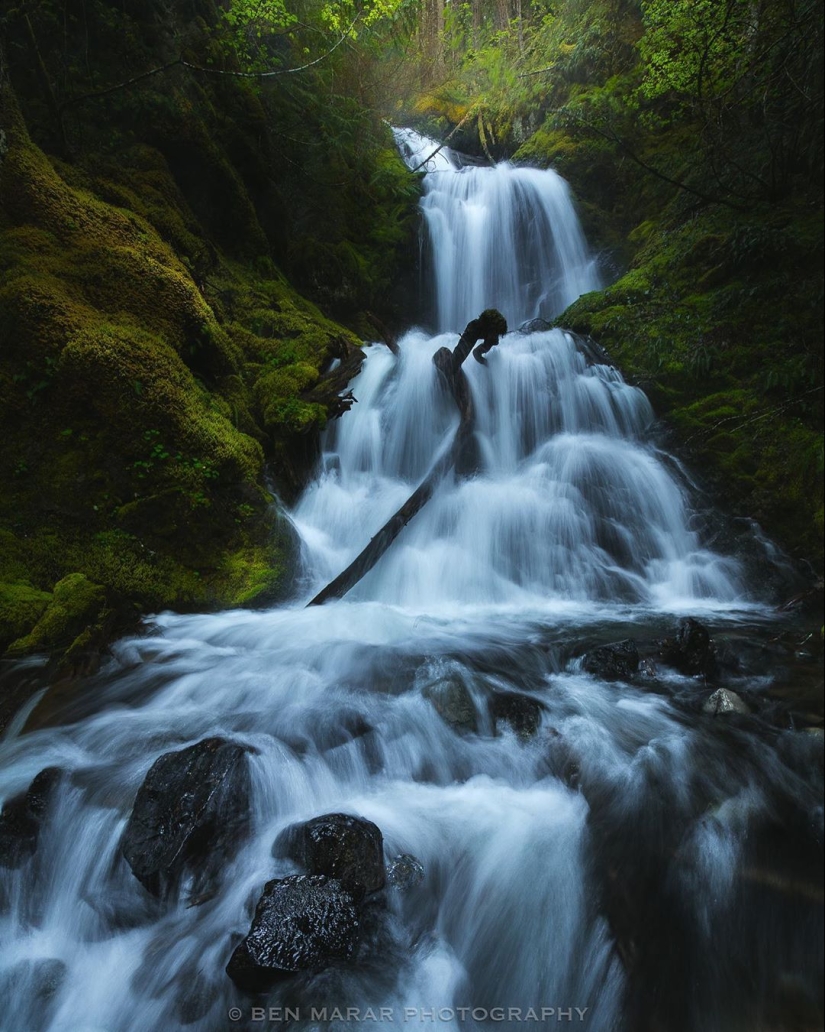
[393,127,602,332]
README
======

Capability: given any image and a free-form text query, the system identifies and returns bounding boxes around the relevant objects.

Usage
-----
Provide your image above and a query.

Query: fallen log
[307,310,506,606]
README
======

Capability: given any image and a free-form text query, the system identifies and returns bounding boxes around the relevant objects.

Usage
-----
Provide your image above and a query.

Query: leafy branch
[58,11,361,114]
[555,106,753,212]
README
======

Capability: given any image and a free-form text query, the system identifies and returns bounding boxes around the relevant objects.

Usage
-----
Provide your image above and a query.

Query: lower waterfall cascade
[0,131,821,1032]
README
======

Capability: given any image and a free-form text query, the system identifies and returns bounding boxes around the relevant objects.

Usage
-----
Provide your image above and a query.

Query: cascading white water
[0,131,820,1032]
[294,327,743,610]
[393,127,601,331]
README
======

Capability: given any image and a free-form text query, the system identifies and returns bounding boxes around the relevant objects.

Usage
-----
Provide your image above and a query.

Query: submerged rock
[518,318,552,334]
[276,812,385,900]
[544,732,583,791]
[386,853,425,891]
[703,688,750,716]
[582,640,640,681]
[121,736,250,898]
[226,875,360,991]
[0,957,66,1032]
[489,691,543,739]
[423,677,478,733]
[658,618,716,677]
[0,767,62,868]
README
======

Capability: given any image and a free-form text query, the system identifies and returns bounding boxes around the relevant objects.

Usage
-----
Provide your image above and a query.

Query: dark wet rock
[582,639,640,681]
[777,578,824,617]
[703,688,751,715]
[386,853,425,890]
[30,958,66,1004]
[658,618,716,677]
[775,728,824,780]
[488,691,543,739]
[226,875,360,991]
[318,708,374,751]
[710,638,746,680]
[121,737,250,898]
[0,767,62,868]
[276,812,385,900]
[0,957,66,1002]
[544,733,583,791]
[571,333,611,367]
[518,318,552,334]
[282,709,376,759]
[423,677,478,733]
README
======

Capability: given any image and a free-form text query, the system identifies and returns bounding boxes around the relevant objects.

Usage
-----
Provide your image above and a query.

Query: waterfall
[393,127,601,331]
[0,131,820,1032]
[294,327,745,610]
[295,130,742,611]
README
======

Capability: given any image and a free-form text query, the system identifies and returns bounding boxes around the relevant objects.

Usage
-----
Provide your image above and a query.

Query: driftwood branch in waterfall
[405,111,474,174]
[307,310,507,606]
[363,311,400,356]
[300,337,366,420]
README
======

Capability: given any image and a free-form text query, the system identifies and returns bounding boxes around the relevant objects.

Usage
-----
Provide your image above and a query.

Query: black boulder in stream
[276,812,386,899]
[121,736,251,899]
[226,875,361,990]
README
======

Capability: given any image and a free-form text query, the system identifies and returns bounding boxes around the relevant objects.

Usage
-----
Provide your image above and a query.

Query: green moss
[255,362,327,433]
[0,72,371,640]
[59,322,262,482]
[0,581,53,651]
[7,573,106,656]
[214,526,297,608]
[558,203,823,566]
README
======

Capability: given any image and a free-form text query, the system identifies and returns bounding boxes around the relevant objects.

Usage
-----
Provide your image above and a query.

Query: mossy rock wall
[0,3,420,661]
[557,203,823,568]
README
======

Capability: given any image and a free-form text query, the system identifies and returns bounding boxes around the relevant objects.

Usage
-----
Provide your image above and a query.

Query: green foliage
[636,0,823,202]
[219,0,300,69]
[321,0,410,31]
[638,0,748,101]
[224,1,297,36]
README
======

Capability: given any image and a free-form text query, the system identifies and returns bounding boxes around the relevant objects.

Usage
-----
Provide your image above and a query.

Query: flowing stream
[0,130,822,1032]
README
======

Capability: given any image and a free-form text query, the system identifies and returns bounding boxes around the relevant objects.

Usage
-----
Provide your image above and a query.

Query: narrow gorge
[1,126,821,1032]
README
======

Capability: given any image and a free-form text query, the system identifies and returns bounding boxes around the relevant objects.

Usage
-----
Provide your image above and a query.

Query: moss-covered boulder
[0,582,53,652]
[7,574,106,658]
[0,66,381,657]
